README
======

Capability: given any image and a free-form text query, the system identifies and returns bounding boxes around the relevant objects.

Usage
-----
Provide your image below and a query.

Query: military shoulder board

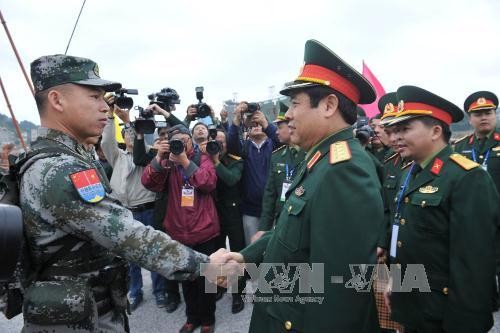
[452,134,470,145]
[449,153,480,170]
[329,141,351,165]
[401,161,413,169]
[227,153,242,160]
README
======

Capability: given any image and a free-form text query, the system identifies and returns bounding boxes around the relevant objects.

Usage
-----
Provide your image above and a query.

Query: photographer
[101,96,167,311]
[354,115,384,182]
[141,124,219,333]
[227,102,279,245]
[204,127,246,314]
[132,102,186,313]
[367,114,391,162]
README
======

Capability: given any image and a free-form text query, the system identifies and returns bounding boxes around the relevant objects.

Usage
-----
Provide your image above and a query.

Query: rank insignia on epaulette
[295,186,305,197]
[402,161,413,169]
[449,153,480,170]
[383,153,398,164]
[329,141,351,165]
[419,185,438,194]
[70,168,105,203]
[430,158,443,175]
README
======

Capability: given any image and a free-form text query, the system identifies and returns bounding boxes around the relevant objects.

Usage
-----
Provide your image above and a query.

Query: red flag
[360,61,386,118]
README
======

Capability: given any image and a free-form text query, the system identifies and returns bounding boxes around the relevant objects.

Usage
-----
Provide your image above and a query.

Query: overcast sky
[1,0,499,125]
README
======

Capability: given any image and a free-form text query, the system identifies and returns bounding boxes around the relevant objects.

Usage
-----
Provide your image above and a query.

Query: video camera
[353,117,375,145]
[194,87,211,119]
[205,125,222,155]
[134,88,181,134]
[113,88,138,110]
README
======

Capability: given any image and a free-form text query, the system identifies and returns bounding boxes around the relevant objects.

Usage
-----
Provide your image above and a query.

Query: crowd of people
[1,38,499,333]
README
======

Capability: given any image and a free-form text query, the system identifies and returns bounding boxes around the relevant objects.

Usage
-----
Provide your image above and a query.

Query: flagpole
[0,10,35,97]
[0,75,28,151]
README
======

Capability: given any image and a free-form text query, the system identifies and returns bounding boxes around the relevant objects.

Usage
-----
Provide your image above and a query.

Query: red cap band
[297,64,361,104]
[402,102,452,125]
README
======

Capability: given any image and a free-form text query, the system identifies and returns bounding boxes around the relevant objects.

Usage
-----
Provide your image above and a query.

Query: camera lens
[196,103,211,118]
[206,140,221,155]
[169,139,185,155]
[115,96,134,110]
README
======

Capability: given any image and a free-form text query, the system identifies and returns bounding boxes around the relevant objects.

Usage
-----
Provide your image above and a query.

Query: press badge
[280,181,291,202]
[390,225,399,257]
[181,185,195,207]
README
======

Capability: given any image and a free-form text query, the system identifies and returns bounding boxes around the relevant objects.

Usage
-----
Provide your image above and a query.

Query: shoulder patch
[383,152,398,164]
[227,153,242,161]
[329,141,352,165]
[70,168,105,203]
[272,145,286,154]
[449,153,480,171]
[452,134,470,146]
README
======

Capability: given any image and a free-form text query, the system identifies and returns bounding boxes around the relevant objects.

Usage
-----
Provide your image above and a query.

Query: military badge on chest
[70,168,105,203]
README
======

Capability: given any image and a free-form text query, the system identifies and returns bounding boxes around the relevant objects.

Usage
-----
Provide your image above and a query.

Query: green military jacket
[378,152,410,249]
[215,153,244,223]
[368,145,391,163]
[258,145,305,231]
[389,146,499,332]
[241,127,383,333]
[453,131,500,192]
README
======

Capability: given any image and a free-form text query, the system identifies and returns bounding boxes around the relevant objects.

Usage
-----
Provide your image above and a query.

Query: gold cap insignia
[384,103,395,114]
[477,97,486,105]
[397,100,405,112]
[418,185,438,194]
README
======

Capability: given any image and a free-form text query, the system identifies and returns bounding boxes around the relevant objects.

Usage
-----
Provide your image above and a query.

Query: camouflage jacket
[20,128,208,281]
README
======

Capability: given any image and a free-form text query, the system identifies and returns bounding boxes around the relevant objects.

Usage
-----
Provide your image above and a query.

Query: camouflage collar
[36,127,86,153]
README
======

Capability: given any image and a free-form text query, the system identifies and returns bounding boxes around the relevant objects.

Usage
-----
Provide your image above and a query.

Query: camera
[354,117,375,145]
[149,87,181,112]
[206,125,222,155]
[245,102,260,114]
[113,88,138,110]
[194,87,211,119]
[134,87,181,135]
[169,139,185,155]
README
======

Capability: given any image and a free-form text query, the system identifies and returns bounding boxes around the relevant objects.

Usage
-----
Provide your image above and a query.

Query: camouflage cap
[30,54,121,93]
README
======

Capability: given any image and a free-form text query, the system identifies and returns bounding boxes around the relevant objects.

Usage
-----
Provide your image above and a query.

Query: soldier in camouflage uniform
[20,54,211,332]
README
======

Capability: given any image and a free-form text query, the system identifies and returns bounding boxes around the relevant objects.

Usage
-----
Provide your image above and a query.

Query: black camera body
[206,125,222,155]
[245,102,260,114]
[354,117,375,145]
[114,88,138,110]
[194,87,211,119]
[169,139,185,155]
[149,88,181,112]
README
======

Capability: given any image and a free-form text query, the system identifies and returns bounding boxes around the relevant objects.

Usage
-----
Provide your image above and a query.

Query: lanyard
[285,163,295,182]
[471,148,490,166]
[394,163,415,221]
[179,166,191,186]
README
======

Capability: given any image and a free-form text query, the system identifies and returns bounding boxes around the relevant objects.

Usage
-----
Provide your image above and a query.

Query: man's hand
[377,247,387,264]
[186,105,197,120]
[251,111,268,129]
[169,150,190,168]
[209,151,221,166]
[114,106,130,123]
[148,103,170,119]
[251,231,265,243]
[232,102,247,126]
[383,277,392,314]
[156,140,170,162]
[104,93,115,118]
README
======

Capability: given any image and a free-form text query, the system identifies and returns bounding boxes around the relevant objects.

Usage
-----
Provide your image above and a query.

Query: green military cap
[279,40,376,105]
[390,85,464,126]
[379,92,398,126]
[30,54,121,93]
[273,101,289,124]
[463,91,498,113]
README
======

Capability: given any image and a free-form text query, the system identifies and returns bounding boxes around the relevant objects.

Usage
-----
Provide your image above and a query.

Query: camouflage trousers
[22,310,127,333]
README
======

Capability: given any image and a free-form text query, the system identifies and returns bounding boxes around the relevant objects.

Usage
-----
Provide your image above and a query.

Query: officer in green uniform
[20,55,212,333]
[385,85,499,333]
[209,127,247,313]
[214,40,383,332]
[453,91,500,310]
[251,103,306,242]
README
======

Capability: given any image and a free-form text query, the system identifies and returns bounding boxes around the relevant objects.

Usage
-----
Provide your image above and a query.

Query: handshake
[202,248,246,290]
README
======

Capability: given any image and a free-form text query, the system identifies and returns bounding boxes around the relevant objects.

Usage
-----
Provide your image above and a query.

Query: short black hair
[418,116,452,143]
[290,86,357,125]
[34,90,49,114]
